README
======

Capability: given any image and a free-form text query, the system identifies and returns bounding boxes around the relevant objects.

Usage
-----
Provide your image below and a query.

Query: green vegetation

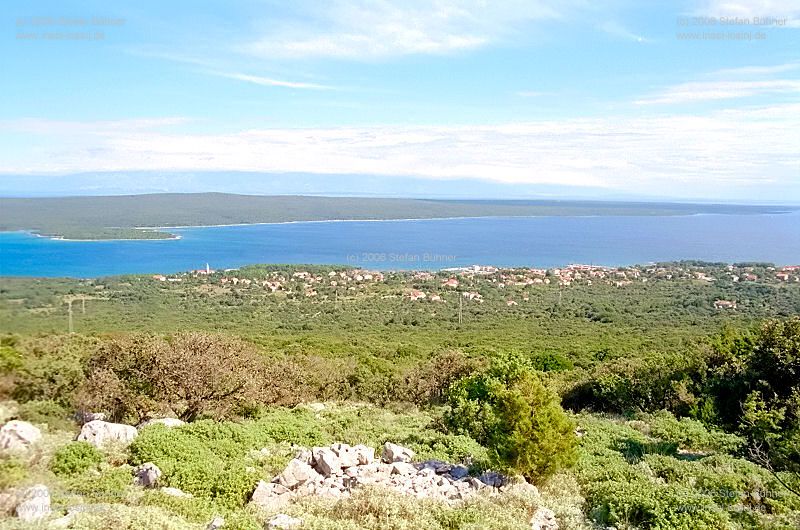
[445,359,577,481]
[50,442,104,477]
[1,262,800,528]
[0,193,792,239]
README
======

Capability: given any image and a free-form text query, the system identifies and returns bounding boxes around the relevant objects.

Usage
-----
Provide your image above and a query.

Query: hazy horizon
[3,1,800,203]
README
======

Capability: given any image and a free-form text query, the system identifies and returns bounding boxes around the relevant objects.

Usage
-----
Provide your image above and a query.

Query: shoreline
[29,231,182,242]
[2,208,796,242]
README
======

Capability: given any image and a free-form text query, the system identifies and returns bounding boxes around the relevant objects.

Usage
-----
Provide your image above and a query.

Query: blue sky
[1,0,799,201]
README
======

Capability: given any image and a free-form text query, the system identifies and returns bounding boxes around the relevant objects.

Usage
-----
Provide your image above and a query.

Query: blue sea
[1,213,799,277]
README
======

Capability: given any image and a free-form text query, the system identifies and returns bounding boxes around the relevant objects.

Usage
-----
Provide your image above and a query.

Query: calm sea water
[1,213,799,277]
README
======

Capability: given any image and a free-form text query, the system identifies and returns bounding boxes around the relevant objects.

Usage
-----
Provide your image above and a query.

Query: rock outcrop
[0,420,41,452]
[381,442,415,463]
[76,420,137,448]
[133,462,162,488]
[250,481,293,510]
[252,442,534,507]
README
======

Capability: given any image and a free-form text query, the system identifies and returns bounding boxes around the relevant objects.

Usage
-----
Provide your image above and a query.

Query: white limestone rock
[267,513,303,529]
[250,480,293,511]
[206,515,225,530]
[77,420,137,448]
[312,447,342,477]
[276,458,319,489]
[0,420,41,452]
[381,442,415,463]
[138,417,186,429]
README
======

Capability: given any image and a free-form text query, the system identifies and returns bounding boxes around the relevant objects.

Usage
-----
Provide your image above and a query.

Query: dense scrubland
[1,261,800,528]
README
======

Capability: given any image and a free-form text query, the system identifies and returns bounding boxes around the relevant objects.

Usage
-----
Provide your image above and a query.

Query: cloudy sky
[1,0,799,201]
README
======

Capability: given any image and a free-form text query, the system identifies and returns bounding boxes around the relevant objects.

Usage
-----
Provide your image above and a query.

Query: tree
[445,358,577,482]
[708,318,800,477]
[76,332,270,423]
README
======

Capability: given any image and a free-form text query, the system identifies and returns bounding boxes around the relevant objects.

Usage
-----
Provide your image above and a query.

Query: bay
[1,213,798,277]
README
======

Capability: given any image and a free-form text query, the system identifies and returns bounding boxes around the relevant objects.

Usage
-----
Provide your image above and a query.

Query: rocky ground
[0,416,561,529]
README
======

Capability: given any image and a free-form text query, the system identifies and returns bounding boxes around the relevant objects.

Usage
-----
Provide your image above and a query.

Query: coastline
[27,230,182,242]
[3,207,796,242]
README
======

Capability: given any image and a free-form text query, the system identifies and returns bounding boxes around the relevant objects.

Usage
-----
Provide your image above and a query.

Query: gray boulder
[250,480,293,511]
[0,420,41,452]
[381,442,415,463]
[312,447,342,477]
[133,462,162,488]
[276,458,319,489]
[77,420,137,448]
[478,470,506,488]
[449,465,469,480]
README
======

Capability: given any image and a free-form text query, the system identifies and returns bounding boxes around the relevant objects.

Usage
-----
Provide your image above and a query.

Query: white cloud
[635,79,800,104]
[599,21,649,43]
[2,105,798,199]
[242,0,577,60]
[211,72,336,90]
[711,63,800,76]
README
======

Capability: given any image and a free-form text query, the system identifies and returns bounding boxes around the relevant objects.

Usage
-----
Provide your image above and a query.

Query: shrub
[445,360,577,482]
[75,333,273,423]
[707,318,800,472]
[575,414,800,530]
[640,410,744,454]
[10,335,93,406]
[64,465,133,503]
[17,399,75,431]
[0,458,27,488]
[397,350,483,405]
[50,442,104,477]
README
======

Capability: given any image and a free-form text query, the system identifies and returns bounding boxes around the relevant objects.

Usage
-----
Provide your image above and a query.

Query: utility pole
[81,296,86,314]
[458,296,463,325]
[67,299,74,333]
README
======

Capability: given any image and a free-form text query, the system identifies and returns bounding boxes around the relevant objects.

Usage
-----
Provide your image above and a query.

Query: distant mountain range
[2,170,785,204]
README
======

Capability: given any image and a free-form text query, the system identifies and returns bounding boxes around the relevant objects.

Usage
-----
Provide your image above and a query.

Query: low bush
[638,410,745,454]
[17,399,75,431]
[63,465,133,503]
[576,414,800,530]
[50,442,104,477]
[0,458,27,489]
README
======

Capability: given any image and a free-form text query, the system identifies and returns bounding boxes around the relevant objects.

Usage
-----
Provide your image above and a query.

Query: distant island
[0,193,794,240]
